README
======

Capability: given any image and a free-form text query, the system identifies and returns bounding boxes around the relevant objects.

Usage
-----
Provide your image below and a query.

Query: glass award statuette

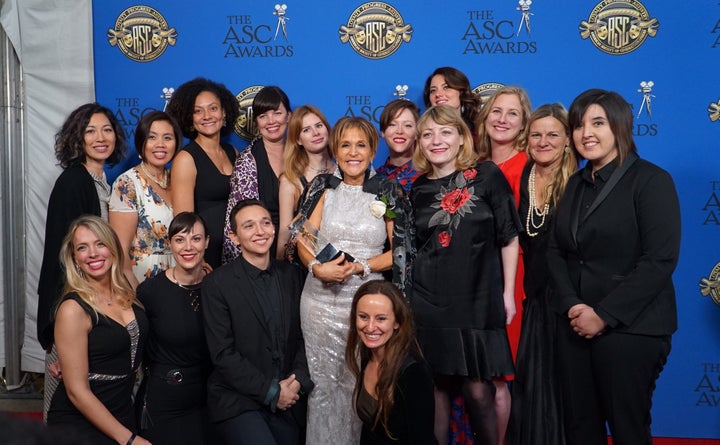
[288,215,355,263]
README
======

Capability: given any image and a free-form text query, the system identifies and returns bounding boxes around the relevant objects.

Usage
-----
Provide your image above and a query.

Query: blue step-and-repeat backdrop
[92,1,720,439]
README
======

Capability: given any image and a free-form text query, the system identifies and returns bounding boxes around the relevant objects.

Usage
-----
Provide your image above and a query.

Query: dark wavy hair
[345,280,422,439]
[54,103,126,169]
[422,67,481,133]
[568,88,637,165]
[166,77,239,140]
[134,111,183,162]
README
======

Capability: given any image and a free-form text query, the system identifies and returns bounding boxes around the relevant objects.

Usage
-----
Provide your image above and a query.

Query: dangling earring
[564,145,571,153]
[461,104,466,114]
[74,262,85,278]
[222,119,227,128]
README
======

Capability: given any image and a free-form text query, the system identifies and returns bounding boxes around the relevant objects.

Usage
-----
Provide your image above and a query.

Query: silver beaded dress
[300,179,387,445]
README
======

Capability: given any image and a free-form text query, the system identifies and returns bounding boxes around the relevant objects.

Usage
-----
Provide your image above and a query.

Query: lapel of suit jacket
[232,258,272,338]
[581,151,638,223]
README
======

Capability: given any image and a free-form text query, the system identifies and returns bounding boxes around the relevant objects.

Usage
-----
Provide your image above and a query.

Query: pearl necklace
[140,162,168,189]
[526,163,551,237]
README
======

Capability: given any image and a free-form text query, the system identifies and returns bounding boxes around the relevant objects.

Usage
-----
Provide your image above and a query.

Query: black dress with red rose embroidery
[410,162,521,379]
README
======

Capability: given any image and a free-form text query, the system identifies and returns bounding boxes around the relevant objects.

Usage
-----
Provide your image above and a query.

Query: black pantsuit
[547,153,680,445]
[201,256,313,444]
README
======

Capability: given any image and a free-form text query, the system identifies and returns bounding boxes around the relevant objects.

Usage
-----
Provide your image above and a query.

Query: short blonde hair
[414,105,477,175]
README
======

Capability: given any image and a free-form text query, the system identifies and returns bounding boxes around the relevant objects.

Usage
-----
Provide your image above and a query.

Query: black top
[37,164,102,350]
[47,293,148,444]
[136,272,213,444]
[184,140,237,268]
[357,355,437,445]
[242,258,285,378]
[137,272,209,370]
[518,161,555,299]
[547,154,681,335]
[252,140,280,231]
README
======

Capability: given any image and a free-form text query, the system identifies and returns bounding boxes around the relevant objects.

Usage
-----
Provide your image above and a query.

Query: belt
[146,363,208,385]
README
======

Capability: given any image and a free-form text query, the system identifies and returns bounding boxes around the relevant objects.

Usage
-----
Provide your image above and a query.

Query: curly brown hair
[54,103,126,169]
[166,77,240,140]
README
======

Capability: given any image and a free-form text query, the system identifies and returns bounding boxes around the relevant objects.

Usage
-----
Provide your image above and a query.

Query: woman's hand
[277,374,301,411]
[49,361,63,381]
[131,435,152,445]
[568,303,607,339]
[503,289,516,325]
[311,254,356,284]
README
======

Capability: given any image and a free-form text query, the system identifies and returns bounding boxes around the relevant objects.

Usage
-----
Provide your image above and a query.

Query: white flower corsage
[369,195,396,219]
[369,200,387,219]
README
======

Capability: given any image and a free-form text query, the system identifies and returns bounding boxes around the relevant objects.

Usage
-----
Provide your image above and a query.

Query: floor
[0,371,43,415]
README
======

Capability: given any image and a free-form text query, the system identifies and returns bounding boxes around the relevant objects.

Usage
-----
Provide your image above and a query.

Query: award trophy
[288,215,355,263]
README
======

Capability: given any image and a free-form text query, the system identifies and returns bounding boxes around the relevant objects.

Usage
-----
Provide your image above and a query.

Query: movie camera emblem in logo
[516,0,534,37]
[394,84,409,99]
[273,4,289,41]
[107,5,177,62]
[339,2,413,59]
[708,98,720,122]
[472,82,505,107]
[636,80,655,118]
[700,262,720,306]
[234,86,265,140]
[160,87,175,112]
[579,0,658,55]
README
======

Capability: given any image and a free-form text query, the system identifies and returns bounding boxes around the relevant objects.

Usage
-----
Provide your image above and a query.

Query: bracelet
[126,433,137,445]
[356,259,371,279]
[307,259,320,277]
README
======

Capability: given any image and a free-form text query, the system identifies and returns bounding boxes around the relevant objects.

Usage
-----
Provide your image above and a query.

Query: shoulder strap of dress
[61,292,100,325]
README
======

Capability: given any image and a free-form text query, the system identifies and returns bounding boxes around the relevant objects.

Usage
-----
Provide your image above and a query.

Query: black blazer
[547,154,680,336]
[201,257,313,423]
[37,164,101,350]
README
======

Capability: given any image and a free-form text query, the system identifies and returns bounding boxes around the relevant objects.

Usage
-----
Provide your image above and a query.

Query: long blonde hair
[475,86,532,160]
[528,103,579,206]
[282,105,332,197]
[58,215,135,315]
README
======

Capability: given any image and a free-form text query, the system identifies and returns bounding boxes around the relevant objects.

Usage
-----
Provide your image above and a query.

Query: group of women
[36,66,680,445]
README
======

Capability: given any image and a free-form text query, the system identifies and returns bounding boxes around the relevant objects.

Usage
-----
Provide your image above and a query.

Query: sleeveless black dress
[47,293,148,444]
[184,140,237,268]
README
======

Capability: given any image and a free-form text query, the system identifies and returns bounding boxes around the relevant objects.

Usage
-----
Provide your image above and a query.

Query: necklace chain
[171,267,203,312]
[308,160,329,174]
[171,266,203,289]
[526,163,551,237]
[140,162,168,189]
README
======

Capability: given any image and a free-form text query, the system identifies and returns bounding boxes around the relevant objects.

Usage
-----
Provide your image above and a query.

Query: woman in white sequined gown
[298,117,395,445]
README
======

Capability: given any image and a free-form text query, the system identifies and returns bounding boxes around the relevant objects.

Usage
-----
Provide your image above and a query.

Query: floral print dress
[410,162,521,380]
[110,168,174,284]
